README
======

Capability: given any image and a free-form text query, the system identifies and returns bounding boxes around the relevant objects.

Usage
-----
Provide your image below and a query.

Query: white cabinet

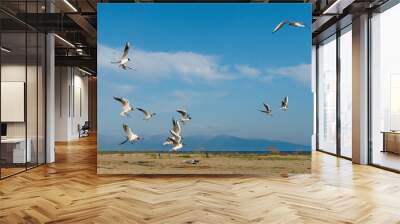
[1,138,31,163]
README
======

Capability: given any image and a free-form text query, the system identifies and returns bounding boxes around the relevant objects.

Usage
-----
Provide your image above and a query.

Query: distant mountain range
[98,134,310,152]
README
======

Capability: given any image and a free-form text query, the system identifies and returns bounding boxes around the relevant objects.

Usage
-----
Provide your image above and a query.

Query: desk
[382,131,400,154]
[1,138,31,163]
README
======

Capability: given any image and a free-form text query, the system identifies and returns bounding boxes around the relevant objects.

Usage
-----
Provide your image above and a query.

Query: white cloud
[99,44,235,82]
[234,64,261,77]
[266,64,311,83]
[99,44,310,85]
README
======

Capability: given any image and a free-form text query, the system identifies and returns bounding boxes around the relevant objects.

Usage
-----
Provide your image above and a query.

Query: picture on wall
[97,3,312,175]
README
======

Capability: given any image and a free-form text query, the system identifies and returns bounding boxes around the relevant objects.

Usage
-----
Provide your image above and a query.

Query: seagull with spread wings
[113,96,134,117]
[136,107,156,120]
[171,118,181,135]
[168,129,184,152]
[177,109,192,124]
[163,118,182,146]
[119,124,142,145]
[273,20,305,33]
[111,42,133,70]
[259,103,272,116]
[280,96,289,111]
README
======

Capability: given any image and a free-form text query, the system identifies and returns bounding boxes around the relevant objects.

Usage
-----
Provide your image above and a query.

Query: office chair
[79,121,90,138]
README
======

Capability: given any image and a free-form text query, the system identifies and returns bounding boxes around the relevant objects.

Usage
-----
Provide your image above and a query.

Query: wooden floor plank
[0,135,399,223]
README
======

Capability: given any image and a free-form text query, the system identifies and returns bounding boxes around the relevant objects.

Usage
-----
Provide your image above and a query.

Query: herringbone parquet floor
[1,135,400,224]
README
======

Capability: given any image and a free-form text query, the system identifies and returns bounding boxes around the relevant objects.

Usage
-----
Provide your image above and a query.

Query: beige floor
[0,135,399,223]
[372,150,400,171]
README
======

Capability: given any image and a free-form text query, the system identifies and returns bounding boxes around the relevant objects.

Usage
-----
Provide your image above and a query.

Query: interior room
[370,2,400,171]
[0,0,400,223]
[0,6,46,178]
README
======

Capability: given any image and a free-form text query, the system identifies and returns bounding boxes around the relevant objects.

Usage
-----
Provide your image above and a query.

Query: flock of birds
[259,96,288,116]
[114,94,288,152]
[109,19,301,153]
[114,95,191,152]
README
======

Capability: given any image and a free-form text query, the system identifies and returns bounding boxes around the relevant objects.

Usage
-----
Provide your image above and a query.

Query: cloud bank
[98,44,310,85]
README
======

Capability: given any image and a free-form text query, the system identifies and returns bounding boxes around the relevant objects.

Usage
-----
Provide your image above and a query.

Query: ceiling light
[63,0,78,12]
[322,0,355,15]
[1,47,11,53]
[323,0,341,15]
[54,34,75,48]
[78,67,93,76]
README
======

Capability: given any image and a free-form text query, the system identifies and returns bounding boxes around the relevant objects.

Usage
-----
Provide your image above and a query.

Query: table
[381,131,400,154]
[1,138,31,163]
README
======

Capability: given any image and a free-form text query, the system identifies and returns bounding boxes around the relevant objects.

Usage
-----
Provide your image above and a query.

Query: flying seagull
[259,103,272,116]
[172,118,182,136]
[177,109,192,124]
[111,42,133,70]
[280,96,289,111]
[170,129,182,143]
[119,124,142,145]
[136,107,156,120]
[273,20,305,33]
[163,118,182,146]
[169,130,183,151]
[169,137,183,152]
[113,96,134,117]
[163,137,174,146]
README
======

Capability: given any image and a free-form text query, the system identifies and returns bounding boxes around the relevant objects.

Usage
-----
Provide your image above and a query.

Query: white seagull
[183,159,200,165]
[169,130,183,151]
[111,42,133,70]
[172,118,182,136]
[163,118,182,146]
[177,109,192,124]
[136,107,156,120]
[163,137,174,146]
[113,96,134,117]
[280,96,289,111]
[169,137,183,152]
[170,129,182,143]
[120,124,142,145]
[259,103,272,116]
[273,20,305,33]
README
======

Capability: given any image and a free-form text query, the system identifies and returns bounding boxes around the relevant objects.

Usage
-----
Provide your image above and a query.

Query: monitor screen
[1,123,7,137]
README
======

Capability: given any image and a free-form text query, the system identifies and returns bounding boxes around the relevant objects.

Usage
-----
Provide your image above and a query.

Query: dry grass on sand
[97,152,311,175]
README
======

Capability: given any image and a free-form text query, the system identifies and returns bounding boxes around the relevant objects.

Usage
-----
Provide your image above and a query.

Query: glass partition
[370,3,400,171]
[0,1,46,179]
[339,26,352,158]
[1,30,28,177]
[317,35,337,154]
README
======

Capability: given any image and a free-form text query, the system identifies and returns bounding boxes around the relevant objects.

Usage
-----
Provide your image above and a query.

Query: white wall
[55,67,89,141]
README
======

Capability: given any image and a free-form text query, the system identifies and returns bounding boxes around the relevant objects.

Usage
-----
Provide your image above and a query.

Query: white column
[46,32,55,163]
[312,45,317,151]
[352,14,369,164]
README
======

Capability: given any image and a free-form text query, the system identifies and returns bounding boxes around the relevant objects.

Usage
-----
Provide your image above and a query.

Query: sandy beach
[97,152,311,175]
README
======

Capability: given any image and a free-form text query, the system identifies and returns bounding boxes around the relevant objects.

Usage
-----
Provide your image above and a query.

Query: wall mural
[97,3,312,175]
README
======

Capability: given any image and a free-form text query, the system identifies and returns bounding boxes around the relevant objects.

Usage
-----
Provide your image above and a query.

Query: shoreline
[98,152,311,175]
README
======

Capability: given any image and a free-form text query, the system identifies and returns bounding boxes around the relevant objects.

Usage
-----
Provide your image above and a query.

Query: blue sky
[98,3,312,148]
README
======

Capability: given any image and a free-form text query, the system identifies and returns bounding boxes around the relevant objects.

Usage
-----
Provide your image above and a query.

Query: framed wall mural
[97,3,312,175]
